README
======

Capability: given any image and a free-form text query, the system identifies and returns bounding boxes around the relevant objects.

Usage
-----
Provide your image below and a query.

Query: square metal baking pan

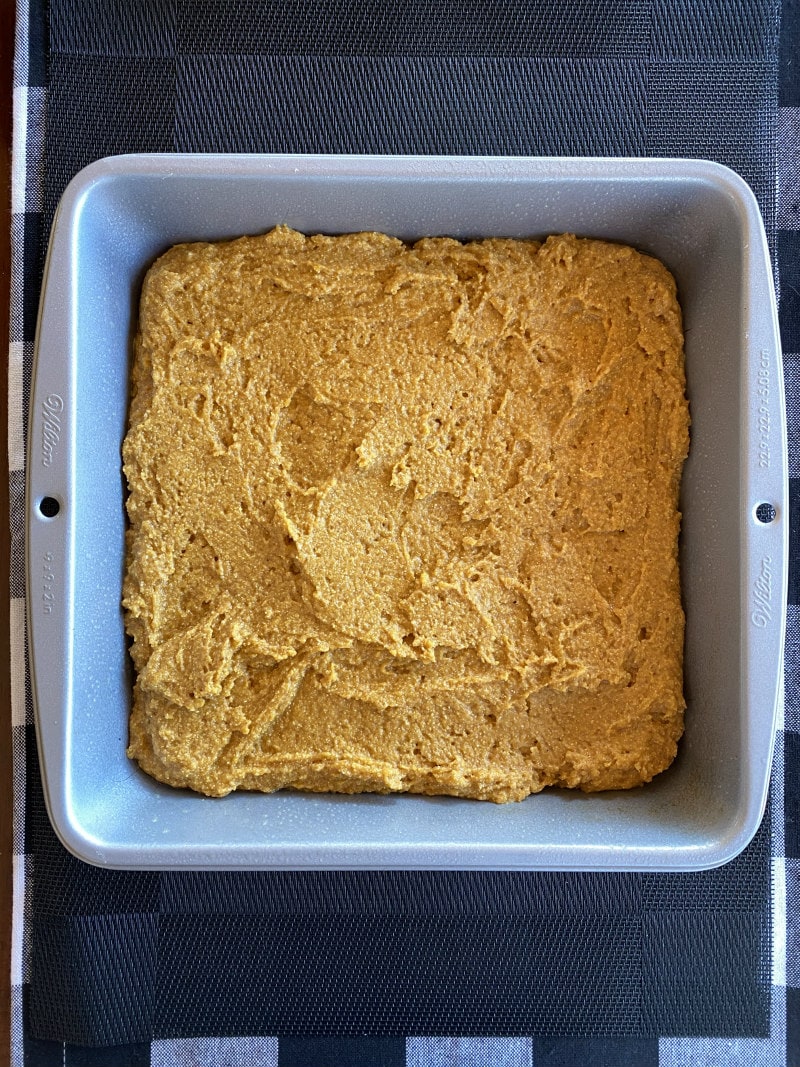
[27,154,786,870]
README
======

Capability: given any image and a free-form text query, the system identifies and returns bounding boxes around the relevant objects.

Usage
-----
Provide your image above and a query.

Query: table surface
[1,0,16,1062]
[5,2,790,1062]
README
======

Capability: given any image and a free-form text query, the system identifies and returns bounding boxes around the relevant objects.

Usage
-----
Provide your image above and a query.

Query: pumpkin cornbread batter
[123,227,689,800]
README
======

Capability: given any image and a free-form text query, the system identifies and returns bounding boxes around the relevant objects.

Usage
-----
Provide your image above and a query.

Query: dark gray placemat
[11,0,789,1061]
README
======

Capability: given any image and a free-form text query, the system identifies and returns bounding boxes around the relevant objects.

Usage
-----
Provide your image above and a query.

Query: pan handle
[26,221,75,814]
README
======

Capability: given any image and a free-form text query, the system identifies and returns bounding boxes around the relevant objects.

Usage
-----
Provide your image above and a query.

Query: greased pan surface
[27,155,786,870]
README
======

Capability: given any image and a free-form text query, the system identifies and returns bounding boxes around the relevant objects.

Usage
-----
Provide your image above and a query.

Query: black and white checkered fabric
[9,0,799,1064]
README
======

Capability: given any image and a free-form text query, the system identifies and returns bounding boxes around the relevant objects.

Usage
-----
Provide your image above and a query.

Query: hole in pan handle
[38,496,61,518]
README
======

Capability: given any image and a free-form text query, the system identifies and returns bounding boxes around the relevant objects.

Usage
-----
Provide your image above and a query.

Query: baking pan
[27,155,786,870]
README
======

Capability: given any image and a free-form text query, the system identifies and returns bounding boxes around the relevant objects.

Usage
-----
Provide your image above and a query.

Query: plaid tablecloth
[9,1,799,1064]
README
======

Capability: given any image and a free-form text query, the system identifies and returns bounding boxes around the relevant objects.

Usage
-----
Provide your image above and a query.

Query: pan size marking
[751,555,773,629]
[756,350,771,471]
[41,393,63,468]
[42,551,56,615]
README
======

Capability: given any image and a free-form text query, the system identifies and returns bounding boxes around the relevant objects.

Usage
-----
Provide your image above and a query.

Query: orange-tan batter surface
[122,227,689,800]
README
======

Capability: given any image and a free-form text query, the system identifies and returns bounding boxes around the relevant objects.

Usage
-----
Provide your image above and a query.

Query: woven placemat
[10,1,797,1063]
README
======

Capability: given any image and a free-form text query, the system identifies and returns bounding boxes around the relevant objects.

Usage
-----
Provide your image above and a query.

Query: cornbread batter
[123,227,689,800]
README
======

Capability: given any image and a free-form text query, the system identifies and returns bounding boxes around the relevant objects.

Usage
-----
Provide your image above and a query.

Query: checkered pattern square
[8,0,797,1064]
